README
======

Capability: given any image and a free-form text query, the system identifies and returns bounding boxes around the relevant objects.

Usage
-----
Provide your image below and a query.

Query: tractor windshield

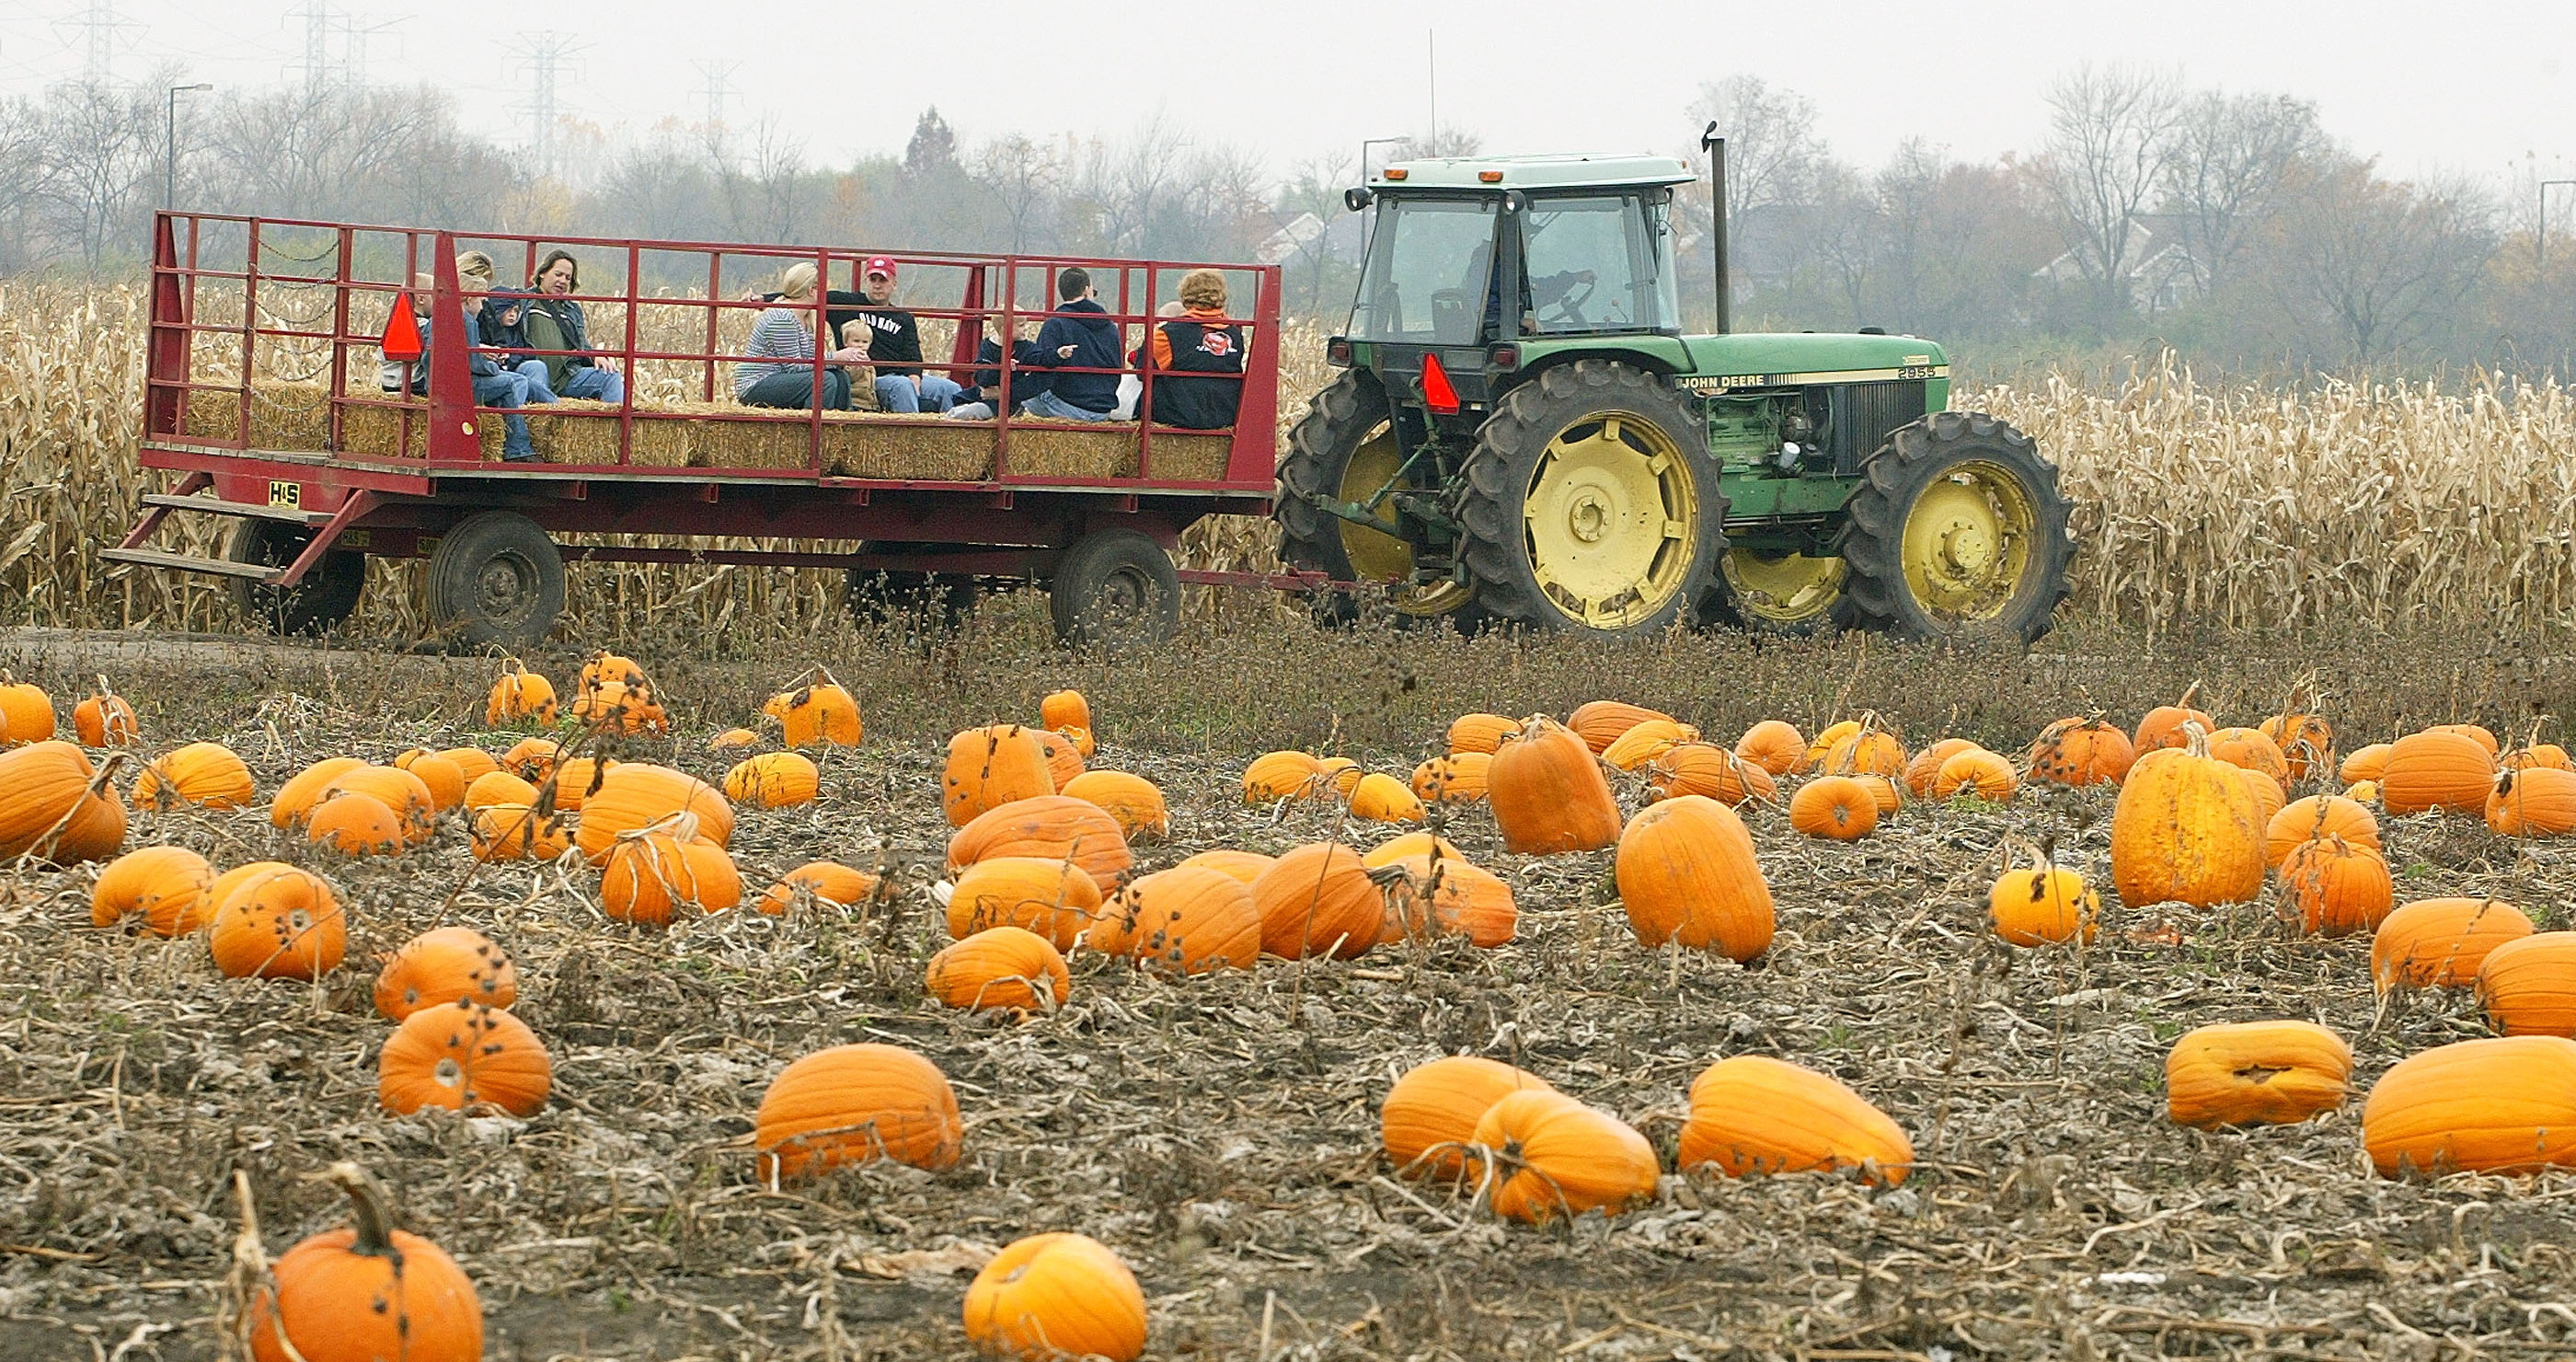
[1519,193,1679,335]
[1349,196,1499,346]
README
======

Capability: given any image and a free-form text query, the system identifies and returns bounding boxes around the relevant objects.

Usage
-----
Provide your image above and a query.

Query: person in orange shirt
[1138,269,1245,430]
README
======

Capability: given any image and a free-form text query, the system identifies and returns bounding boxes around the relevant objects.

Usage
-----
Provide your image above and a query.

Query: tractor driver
[1462,243,1595,338]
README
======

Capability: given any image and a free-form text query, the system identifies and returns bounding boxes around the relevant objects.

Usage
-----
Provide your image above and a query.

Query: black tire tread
[424,511,566,651]
[1048,528,1181,651]
[1830,410,2074,645]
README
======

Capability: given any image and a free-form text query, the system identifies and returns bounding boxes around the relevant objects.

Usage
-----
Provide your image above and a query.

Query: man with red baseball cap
[847,256,961,414]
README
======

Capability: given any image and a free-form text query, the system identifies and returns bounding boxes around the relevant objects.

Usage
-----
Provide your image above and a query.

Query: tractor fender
[1496,345,1682,400]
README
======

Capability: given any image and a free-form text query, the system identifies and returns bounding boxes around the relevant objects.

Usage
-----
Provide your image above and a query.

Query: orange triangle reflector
[1420,350,1459,415]
[380,293,423,362]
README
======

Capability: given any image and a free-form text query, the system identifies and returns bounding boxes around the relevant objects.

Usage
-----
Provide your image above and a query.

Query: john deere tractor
[1280,138,2074,642]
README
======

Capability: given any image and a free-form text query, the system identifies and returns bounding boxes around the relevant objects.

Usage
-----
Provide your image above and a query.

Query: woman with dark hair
[522,249,626,404]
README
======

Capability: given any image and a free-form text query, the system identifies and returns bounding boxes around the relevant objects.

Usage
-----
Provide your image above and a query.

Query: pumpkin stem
[2176,680,2201,710]
[320,1161,402,1259]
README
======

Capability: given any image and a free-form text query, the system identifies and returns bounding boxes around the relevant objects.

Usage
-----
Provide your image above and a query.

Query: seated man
[1137,269,1245,430]
[847,257,961,414]
[522,249,627,404]
[1022,267,1122,422]
[945,316,1052,421]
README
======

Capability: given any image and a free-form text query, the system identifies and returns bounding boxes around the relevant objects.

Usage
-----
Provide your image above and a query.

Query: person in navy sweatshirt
[1022,268,1123,421]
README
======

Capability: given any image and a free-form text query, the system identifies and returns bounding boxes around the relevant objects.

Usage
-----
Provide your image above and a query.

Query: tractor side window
[1350,197,1498,345]
[1520,195,1667,334]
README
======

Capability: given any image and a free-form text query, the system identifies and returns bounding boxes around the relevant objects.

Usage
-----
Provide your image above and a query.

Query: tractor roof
[1370,154,1695,192]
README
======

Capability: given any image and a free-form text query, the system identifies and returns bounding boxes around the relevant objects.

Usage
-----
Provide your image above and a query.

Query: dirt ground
[5,614,2576,1361]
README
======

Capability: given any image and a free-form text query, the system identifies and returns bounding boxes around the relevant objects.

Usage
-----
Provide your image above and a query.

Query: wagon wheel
[228,520,366,637]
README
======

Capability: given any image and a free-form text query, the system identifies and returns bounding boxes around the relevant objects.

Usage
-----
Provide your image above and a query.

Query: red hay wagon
[107,212,1305,648]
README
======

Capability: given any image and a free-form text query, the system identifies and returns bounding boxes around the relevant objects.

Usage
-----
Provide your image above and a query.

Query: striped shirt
[733,307,823,398]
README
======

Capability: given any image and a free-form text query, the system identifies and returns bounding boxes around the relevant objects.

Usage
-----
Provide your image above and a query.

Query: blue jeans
[875,374,961,414]
[558,365,625,404]
[740,367,853,410]
[472,371,539,460]
[1022,390,1113,422]
[509,359,558,400]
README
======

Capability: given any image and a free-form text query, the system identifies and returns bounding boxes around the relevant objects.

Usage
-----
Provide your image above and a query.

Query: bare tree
[1686,75,1824,236]
[971,133,1062,253]
[0,96,43,272]
[37,79,165,270]
[2036,64,2183,330]
[1272,152,1355,320]
[2161,90,2322,299]
[2257,156,2497,363]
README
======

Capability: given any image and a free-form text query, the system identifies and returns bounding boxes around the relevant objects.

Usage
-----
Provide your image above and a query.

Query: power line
[336,12,400,88]
[52,0,142,86]
[510,30,584,180]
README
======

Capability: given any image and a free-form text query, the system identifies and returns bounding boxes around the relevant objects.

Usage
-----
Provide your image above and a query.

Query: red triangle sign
[381,293,423,362]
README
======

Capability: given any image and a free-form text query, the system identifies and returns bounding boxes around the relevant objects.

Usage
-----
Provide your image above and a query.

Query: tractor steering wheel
[1535,273,1597,329]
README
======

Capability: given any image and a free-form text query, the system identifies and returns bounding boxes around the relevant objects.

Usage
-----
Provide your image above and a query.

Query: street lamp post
[167,83,213,209]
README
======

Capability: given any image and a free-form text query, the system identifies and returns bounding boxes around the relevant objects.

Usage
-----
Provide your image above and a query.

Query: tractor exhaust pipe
[1700,124,1729,335]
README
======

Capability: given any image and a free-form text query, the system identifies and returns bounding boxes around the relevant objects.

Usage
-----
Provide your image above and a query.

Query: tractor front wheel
[1833,411,2073,644]
[1455,359,1723,638]
[425,511,565,651]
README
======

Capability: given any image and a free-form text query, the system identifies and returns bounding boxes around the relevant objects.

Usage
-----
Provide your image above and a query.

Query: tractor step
[96,547,279,581]
[139,492,331,525]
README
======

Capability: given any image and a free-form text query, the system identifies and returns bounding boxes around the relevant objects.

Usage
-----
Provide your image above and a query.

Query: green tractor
[1280,136,2074,642]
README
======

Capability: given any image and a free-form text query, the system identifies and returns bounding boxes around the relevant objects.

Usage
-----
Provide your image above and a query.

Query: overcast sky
[6,0,2571,195]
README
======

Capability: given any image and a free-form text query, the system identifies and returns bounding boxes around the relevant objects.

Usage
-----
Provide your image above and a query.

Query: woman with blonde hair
[1138,268,1246,430]
[736,260,868,410]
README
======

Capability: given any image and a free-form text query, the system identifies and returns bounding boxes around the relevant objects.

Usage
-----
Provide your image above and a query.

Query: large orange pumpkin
[1489,716,1622,854]
[771,681,863,747]
[0,675,56,745]
[1349,771,1426,824]
[1446,712,1520,755]
[2488,767,2576,837]
[305,791,408,858]
[378,1000,552,1117]
[374,926,517,1021]
[73,686,139,747]
[316,766,437,845]
[1647,744,1777,807]
[1250,843,1383,959]
[245,1163,481,1362]
[946,856,1104,949]
[1788,776,1878,840]
[2028,717,2135,787]
[754,1043,963,1179]
[89,845,213,936]
[1731,720,1806,777]
[1615,795,1774,960]
[1932,747,2018,801]
[1567,699,1676,753]
[1601,719,1701,772]
[723,752,820,809]
[1381,1056,1554,1180]
[925,926,1071,1011]
[1032,729,1086,790]
[2165,1021,2352,1127]
[1470,1089,1659,1224]
[756,860,883,916]
[961,1232,1147,1362]
[391,750,468,812]
[1409,752,1491,804]
[1386,854,1518,948]
[1087,865,1262,974]
[462,769,539,815]
[1176,848,1273,884]
[1039,688,1091,734]
[2362,1036,2576,1177]
[2133,690,2214,752]
[2277,835,2394,937]
[599,827,742,925]
[2263,794,2380,867]
[2204,727,2289,793]
[2372,897,2535,990]
[1988,859,2099,947]
[468,803,570,863]
[1819,728,1907,779]
[1902,737,1980,797]
[132,742,256,811]
[946,795,1132,890]
[270,756,367,829]
[1676,1056,1913,1186]
[942,724,1056,826]
[2380,729,2496,816]
[2478,932,2576,1037]
[2109,737,2265,909]
[573,764,733,864]
[1242,750,1328,802]
[2340,744,2393,784]
[2259,712,2336,781]
[209,865,344,980]
[483,659,557,728]
[1060,769,1169,839]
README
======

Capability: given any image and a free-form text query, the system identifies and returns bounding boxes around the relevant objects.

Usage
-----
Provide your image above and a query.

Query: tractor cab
[1284,146,2074,646]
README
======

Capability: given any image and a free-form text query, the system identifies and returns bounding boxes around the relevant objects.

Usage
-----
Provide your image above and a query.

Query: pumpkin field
[4,616,2576,1361]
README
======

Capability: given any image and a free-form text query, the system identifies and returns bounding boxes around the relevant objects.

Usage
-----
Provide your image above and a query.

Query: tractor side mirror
[1343,187,1374,213]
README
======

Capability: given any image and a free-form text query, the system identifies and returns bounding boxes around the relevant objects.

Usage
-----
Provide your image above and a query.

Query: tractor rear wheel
[1455,359,1724,638]
[1277,371,1485,630]
[1832,410,2073,644]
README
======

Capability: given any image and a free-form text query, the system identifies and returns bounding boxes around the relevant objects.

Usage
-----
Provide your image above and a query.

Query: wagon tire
[425,511,565,651]
[1048,528,1180,651]
[227,519,366,637]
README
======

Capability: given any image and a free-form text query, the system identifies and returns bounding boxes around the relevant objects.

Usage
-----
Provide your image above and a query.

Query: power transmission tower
[694,59,737,133]
[337,12,402,88]
[510,31,584,180]
[54,0,140,85]
[283,0,337,96]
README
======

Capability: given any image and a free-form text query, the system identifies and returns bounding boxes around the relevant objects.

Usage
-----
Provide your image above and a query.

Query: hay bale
[687,410,819,471]
[1006,422,1135,480]
[524,398,620,466]
[823,414,995,480]
[1136,430,1236,481]
[180,381,332,452]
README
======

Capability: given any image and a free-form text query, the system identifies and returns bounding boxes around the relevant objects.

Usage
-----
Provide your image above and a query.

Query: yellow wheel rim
[1337,425,1474,618]
[1523,411,1698,628]
[1899,460,2037,621]
[1720,549,1844,625]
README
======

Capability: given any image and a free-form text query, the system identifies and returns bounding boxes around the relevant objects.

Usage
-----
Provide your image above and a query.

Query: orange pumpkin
[2259,712,2336,781]
[2372,897,2535,990]
[2205,726,2290,793]
[1788,776,1878,840]
[1802,719,1862,770]
[1380,854,1518,947]
[269,756,366,829]
[305,791,408,857]
[2340,743,2393,784]
[1615,795,1774,960]
[599,826,742,925]
[483,659,557,727]
[468,803,570,862]
[2478,932,2576,1037]
[2503,743,2574,772]
[1989,855,2099,947]
[1647,743,1777,807]
[1039,688,1091,735]
[73,686,139,747]
[1060,769,1169,839]
[1087,864,1264,973]
[961,1232,1146,1362]
[756,860,882,916]
[946,795,1132,890]
[374,926,517,1021]
[435,746,499,784]
[500,736,560,782]
[1316,756,1364,797]
[2380,729,2496,816]
[1242,749,1327,802]
[1903,737,1980,797]
[2263,794,2381,867]
[1731,720,1806,777]
[926,926,1071,1011]
[943,724,1056,826]
[89,844,213,936]
[1175,848,1273,885]
[1487,716,1623,854]
[0,675,57,745]
[462,768,540,814]
[1852,773,1905,816]
[2133,691,2214,752]
[1602,719,1701,772]
[208,865,344,979]
[1409,752,1491,804]
[316,766,437,845]
[1250,842,1383,959]
[246,1164,481,1362]
[722,751,820,809]
[1349,771,1426,824]
[2237,764,2286,825]
[573,764,732,864]
[2027,717,2135,788]
[1446,712,1520,755]
[1382,1056,1554,1180]
[1033,728,1086,790]
[2431,722,2501,756]
[2278,835,2394,937]
[1362,831,1466,869]
[392,750,468,812]
[1676,1055,1913,1186]
[2166,1021,2352,1127]
[771,682,863,747]
[754,1043,963,1179]
[132,742,255,811]
[1931,747,2017,801]
[2363,1036,2576,1177]
[378,1000,551,1117]
[710,727,761,752]
[947,856,1104,949]
[1567,699,1676,753]
[2109,736,2265,910]
[1819,728,1906,778]
[2488,767,2576,836]
[1470,1089,1659,1223]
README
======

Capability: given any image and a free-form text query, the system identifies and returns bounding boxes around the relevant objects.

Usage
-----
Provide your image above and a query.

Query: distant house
[2036,215,2202,314]
[1259,212,1364,268]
